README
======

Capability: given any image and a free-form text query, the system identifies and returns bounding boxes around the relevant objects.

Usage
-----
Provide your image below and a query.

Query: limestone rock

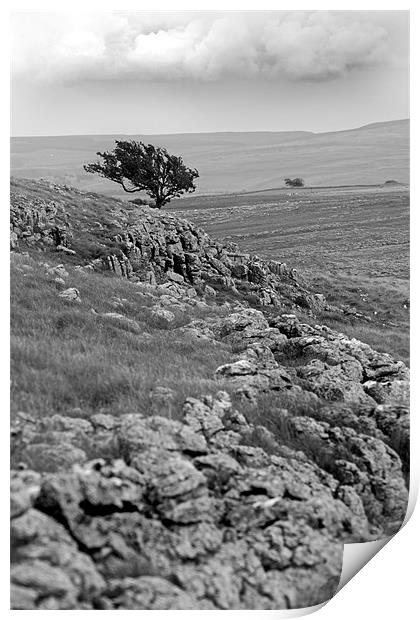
[58,288,81,303]
[151,307,175,324]
[363,379,409,405]
[11,508,106,609]
[56,244,76,255]
[215,359,258,377]
[167,271,185,284]
[370,403,409,471]
[10,388,408,610]
[10,191,71,250]
[105,577,199,609]
[100,312,142,333]
[47,264,69,279]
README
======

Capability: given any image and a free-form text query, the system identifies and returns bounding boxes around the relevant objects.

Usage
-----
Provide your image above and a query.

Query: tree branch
[121,180,141,193]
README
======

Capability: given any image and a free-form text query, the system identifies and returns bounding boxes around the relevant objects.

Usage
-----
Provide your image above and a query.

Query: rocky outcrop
[12,389,385,610]
[58,287,81,303]
[11,302,409,609]
[109,212,315,309]
[10,181,333,315]
[10,192,71,250]
[184,308,409,471]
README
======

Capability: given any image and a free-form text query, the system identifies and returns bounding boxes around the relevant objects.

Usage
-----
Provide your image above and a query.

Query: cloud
[11,11,399,84]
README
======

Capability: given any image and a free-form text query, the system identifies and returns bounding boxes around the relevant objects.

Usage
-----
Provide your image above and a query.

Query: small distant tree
[284,177,304,187]
[84,140,199,209]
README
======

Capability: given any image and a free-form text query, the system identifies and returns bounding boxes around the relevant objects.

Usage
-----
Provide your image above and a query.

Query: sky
[11,10,409,136]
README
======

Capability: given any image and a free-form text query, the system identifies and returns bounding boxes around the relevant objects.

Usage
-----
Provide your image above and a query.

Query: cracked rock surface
[11,359,408,609]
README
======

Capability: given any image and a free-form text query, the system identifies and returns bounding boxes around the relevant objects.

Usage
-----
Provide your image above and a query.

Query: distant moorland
[11,119,409,196]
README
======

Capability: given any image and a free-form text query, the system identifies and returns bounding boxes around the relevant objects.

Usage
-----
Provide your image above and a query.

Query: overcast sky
[11,10,409,136]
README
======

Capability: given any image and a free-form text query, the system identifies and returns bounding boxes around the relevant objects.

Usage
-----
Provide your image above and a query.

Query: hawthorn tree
[84,140,199,209]
[284,177,304,187]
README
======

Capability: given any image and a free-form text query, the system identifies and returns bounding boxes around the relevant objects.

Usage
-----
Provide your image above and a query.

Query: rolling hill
[10,119,409,197]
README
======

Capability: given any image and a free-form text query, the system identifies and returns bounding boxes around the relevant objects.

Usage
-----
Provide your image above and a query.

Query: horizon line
[10,118,409,140]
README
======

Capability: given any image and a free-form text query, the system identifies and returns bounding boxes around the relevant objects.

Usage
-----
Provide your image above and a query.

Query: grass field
[170,184,410,363]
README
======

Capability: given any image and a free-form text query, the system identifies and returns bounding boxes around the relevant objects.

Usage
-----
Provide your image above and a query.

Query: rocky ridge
[10,179,409,610]
[10,179,338,317]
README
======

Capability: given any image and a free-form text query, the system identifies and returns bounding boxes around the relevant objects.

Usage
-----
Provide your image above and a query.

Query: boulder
[58,288,81,303]
[167,271,185,284]
[151,307,175,324]
[363,379,409,405]
[47,264,69,279]
[215,359,258,377]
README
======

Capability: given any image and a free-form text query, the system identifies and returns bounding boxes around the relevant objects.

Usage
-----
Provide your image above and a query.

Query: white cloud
[11,11,401,84]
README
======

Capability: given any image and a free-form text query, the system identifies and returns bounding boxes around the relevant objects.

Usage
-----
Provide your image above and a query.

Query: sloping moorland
[11,119,409,195]
[10,178,409,610]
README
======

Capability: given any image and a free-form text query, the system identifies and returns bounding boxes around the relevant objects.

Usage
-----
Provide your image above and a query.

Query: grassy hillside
[11,253,233,418]
[11,119,409,196]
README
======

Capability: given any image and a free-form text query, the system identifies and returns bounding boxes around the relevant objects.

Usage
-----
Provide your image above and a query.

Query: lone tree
[284,177,304,187]
[84,140,199,209]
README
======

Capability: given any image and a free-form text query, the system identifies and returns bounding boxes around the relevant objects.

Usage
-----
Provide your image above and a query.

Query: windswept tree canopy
[284,177,304,187]
[84,140,199,208]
